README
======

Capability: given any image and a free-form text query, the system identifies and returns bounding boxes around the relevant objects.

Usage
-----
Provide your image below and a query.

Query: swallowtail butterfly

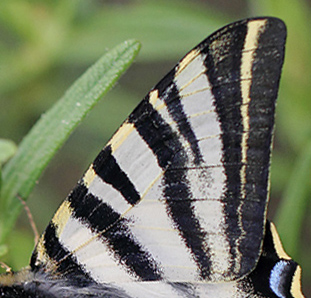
[0,17,305,298]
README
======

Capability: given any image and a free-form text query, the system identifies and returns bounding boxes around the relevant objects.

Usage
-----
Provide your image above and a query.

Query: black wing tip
[229,16,286,32]
[212,16,286,40]
[187,17,286,60]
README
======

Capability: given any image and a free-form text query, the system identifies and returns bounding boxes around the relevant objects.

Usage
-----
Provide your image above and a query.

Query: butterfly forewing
[26,18,293,297]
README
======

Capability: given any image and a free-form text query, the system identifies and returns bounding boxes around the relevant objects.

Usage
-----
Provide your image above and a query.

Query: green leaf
[0,39,140,244]
[0,244,8,258]
[275,140,311,257]
[0,139,17,165]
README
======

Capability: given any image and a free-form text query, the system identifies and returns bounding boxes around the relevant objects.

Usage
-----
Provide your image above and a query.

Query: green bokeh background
[0,0,310,295]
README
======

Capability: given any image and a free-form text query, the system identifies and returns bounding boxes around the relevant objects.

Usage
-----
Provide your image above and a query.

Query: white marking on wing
[174,51,231,279]
[87,174,132,213]
[112,128,162,196]
[58,216,133,282]
[127,184,200,281]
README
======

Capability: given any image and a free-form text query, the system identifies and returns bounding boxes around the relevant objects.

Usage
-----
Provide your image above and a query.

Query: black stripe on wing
[203,21,247,277]
[236,19,286,273]
[68,183,163,281]
[202,17,286,277]
[30,223,89,279]
[155,70,203,165]
[93,146,141,206]
[128,98,212,279]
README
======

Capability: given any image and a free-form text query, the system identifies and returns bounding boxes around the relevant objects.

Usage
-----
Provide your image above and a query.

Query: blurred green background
[0,0,310,295]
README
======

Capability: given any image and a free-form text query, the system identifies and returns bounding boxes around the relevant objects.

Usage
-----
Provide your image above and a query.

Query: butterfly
[0,17,305,298]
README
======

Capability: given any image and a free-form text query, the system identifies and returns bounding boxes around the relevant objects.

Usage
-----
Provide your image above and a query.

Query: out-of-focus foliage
[0,0,310,295]
[0,39,140,246]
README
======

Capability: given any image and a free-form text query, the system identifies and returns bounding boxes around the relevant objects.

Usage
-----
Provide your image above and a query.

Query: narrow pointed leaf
[0,40,140,243]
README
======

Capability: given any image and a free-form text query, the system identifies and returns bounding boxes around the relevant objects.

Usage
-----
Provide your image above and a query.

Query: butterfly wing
[31,17,286,286]
[244,221,304,298]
